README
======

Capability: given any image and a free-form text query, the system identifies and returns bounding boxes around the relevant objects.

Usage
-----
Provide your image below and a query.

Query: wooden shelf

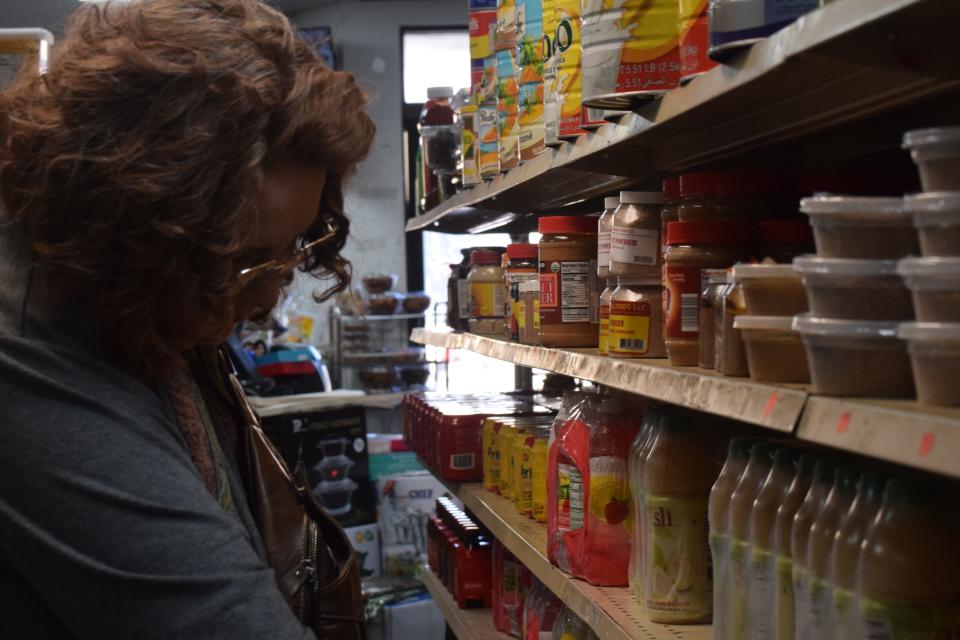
[453,484,711,640]
[412,328,805,432]
[421,567,506,640]
[405,0,960,234]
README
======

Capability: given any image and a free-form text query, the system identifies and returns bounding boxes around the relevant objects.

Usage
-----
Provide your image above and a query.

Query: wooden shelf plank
[455,484,711,640]
[421,566,506,640]
[411,328,805,432]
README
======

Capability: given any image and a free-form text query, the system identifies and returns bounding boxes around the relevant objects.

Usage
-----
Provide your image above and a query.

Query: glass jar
[664,221,753,366]
[597,195,620,278]
[446,263,460,330]
[610,191,665,278]
[608,277,666,358]
[661,177,680,260]
[458,246,504,331]
[757,220,815,263]
[717,275,750,376]
[598,277,618,355]
[504,243,539,340]
[518,279,541,345]
[678,172,718,221]
[468,249,506,336]
[538,216,600,347]
[698,269,729,369]
[713,170,785,221]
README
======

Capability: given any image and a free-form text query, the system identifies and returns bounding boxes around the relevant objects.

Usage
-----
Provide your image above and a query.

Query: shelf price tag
[918,431,936,457]
[762,391,779,418]
[836,412,851,434]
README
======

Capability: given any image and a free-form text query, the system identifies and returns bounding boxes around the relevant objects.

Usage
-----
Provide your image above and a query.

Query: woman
[0,0,374,637]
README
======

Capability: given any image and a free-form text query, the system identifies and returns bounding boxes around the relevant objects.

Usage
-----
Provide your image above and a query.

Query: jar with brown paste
[610,191,664,278]
[664,221,753,366]
[678,172,718,222]
[597,196,620,278]
[538,215,600,347]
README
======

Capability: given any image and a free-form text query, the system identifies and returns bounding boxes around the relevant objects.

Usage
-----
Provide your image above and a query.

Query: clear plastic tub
[897,257,960,322]
[792,315,914,397]
[733,315,810,383]
[903,127,960,191]
[800,195,918,259]
[904,192,960,256]
[792,256,913,321]
[732,264,807,316]
[897,322,960,406]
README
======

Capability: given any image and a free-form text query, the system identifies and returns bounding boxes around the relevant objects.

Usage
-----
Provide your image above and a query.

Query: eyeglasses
[233,217,338,288]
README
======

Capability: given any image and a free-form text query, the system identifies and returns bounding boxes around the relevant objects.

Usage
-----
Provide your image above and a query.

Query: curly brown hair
[0,0,374,371]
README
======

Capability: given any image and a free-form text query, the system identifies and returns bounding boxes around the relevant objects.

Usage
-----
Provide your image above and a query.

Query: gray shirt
[0,219,315,639]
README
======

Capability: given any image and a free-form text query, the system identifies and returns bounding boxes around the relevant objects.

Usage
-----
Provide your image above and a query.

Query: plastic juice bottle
[499,421,519,499]
[728,441,787,640]
[806,465,857,640]
[628,407,659,605]
[514,427,532,512]
[829,472,885,640]
[510,425,529,505]
[773,453,818,640]
[748,447,805,640]
[857,478,960,640]
[531,425,551,522]
[483,417,503,492]
[790,458,840,640]
[708,436,760,639]
[643,412,719,623]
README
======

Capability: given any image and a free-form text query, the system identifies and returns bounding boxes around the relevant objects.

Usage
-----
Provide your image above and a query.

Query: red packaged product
[522,579,563,640]
[547,392,592,578]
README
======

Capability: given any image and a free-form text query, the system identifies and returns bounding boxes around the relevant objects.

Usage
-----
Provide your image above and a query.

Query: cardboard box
[344,523,381,579]
[377,471,450,550]
[381,593,446,640]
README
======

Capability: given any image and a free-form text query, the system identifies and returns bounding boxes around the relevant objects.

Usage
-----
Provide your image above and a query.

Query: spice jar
[468,249,506,336]
[597,196,621,278]
[664,221,753,366]
[518,280,541,345]
[610,191,665,278]
[698,269,729,369]
[456,247,504,331]
[598,277,618,355]
[661,178,680,259]
[608,277,666,358]
[678,172,718,222]
[504,243,539,341]
[756,220,815,263]
[538,215,600,347]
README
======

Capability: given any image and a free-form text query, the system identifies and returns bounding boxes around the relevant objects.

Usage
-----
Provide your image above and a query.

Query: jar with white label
[538,216,600,348]
[608,277,666,358]
[468,249,507,336]
[598,277,618,355]
[610,191,665,279]
[597,196,621,278]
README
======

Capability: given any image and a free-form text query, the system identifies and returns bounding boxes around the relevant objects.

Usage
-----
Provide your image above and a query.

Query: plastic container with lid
[678,172,718,222]
[610,191,664,278]
[792,256,913,321]
[598,278,618,355]
[664,220,753,366]
[538,216,600,347]
[897,322,960,406]
[897,257,960,322]
[734,315,810,383]
[468,249,507,336]
[597,196,621,278]
[800,195,919,259]
[504,243,539,340]
[792,315,914,397]
[732,263,807,316]
[757,219,815,264]
[902,127,960,191]
[904,191,960,256]
[607,278,665,358]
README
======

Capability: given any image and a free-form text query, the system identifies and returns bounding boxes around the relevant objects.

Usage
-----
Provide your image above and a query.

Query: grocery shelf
[421,567,506,640]
[455,484,711,640]
[405,0,960,234]
[411,328,806,432]
[797,397,960,480]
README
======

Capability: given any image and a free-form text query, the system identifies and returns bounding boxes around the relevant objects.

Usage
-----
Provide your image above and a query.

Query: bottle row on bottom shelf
[426,495,598,640]
[407,389,960,639]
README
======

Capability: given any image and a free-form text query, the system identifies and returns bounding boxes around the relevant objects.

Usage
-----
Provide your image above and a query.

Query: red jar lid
[714,170,781,197]
[667,220,754,246]
[506,243,538,260]
[663,177,680,200]
[470,249,502,266]
[679,172,716,197]
[538,215,598,235]
[757,220,814,244]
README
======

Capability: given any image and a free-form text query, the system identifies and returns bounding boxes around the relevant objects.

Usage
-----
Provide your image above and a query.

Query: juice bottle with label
[829,472,885,640]
[483,417,503,492]
[857,477,960,640]
[748,446,805,640]
[531,424,552,522]
[773,453,818,640]
[790,458,840,640]
[628,406,661,606]
[643,411,720,623]
[499,421,520,499]
[709,436,760,640]
[728,441,788,640]
[806,464,857,640]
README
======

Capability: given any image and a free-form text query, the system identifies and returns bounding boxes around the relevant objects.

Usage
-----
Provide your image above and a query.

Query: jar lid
[618,277,662,286]
[663,177,680,200]
[427,86,454,99]
[897,257,960,286]
[620,191,664,205]
[470,249,502,266]
[714,170,781,197]
[757,220,814,244]
[791,314,900,339]
[666,220,753,245]
[538,215,598,235]
[897,321,960,342]
[679,172,716,197]
[733,315,795,331]
[732,263,801,281]
[604,196,620,210]
[903,191,960,226]
[800,194,906,217]
[902,127,960,150]
[506,243,538,260]
[792,255,900,277]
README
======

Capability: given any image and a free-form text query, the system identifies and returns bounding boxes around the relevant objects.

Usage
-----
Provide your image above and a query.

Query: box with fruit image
[263,405,376,528]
